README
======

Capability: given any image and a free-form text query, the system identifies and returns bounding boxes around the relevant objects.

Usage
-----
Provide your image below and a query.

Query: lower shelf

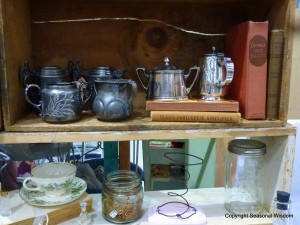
[7,187,276,225]
[68,188,275,225]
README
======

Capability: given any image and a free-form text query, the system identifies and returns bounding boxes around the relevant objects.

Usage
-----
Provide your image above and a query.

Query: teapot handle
[66,61,79,78]
[72,61,88,82]
[72,81,93,106]
[218,57,234,86]
[136,68,149,92]
[24,84,42,113]
[114,68,126,78]
[20,60,36,88]
[184,66,200,94]
[127,80,138,103]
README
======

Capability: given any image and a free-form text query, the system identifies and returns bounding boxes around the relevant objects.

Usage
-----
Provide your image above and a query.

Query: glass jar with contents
[102,170,143,223]
[225,139,266,214]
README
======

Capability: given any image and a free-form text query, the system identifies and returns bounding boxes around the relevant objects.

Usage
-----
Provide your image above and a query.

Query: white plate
[19,177,87,206]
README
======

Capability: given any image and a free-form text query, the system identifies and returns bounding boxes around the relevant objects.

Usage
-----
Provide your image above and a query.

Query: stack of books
[147,99,241,123]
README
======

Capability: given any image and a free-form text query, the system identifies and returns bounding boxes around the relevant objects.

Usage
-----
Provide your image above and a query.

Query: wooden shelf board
[7,111,286,132]
[59,188,274,225]
[0,121,295,144]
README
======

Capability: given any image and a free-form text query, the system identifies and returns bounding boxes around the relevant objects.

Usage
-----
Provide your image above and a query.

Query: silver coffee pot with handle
[136,57,200,101]
[199,47,234,100]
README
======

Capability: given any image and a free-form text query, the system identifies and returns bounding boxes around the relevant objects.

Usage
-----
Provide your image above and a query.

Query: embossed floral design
[43,92,78,118]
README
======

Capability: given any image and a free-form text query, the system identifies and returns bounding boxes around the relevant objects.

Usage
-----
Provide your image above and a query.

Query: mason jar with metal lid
[225,139,266,214]
[102,170,143,223]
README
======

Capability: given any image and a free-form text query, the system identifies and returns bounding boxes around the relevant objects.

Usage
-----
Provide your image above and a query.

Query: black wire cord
[74,141,103,164]
[156,151,203,219]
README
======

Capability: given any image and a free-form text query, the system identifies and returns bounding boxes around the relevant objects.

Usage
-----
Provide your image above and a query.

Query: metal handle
[219,57,234,86]
[25,84,42,113]
[136,68,149,92]
[66,60,79,78]
[72,62,88,82]
[127,80,138,103]
[114,68,126,78]
[20,60,36,88]
[78,81,93,106]
[184,66,200,94]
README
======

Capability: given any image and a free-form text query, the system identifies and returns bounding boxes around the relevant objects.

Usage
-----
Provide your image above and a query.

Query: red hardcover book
[225,21,269,119]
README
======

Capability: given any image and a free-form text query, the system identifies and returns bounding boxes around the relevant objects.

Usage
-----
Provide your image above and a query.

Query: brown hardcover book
[266,29,284,120]
[150,111,241,123]
[225,21,269,119]
[146,99,239,112]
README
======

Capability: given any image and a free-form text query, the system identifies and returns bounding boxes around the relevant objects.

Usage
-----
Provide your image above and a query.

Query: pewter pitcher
[136,57,200,100]
[199,47,234,100]
[92,79,137,121]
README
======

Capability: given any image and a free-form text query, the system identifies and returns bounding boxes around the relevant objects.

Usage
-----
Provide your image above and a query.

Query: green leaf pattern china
[19,177,87,206]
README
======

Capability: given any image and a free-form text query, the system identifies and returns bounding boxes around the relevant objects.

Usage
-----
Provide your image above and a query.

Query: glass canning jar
[102,170,143,223]
[225,139,266,214]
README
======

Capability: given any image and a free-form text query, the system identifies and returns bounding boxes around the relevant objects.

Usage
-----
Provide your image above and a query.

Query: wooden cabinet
[0,0,296,135]
[0,0,296,223]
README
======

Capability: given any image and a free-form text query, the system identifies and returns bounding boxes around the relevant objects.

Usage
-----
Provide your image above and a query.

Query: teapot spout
[114,68,126,78]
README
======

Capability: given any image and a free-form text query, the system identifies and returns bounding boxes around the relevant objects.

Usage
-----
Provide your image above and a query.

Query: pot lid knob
[164,57,170,66]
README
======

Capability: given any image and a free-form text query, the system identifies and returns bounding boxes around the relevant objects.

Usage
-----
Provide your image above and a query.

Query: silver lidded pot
[25,82,92,123]
[73,63,126,85]
[136,57,200,101]
[20,60,73,89]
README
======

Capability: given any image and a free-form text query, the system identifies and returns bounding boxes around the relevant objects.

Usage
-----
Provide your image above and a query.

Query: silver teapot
[136,57,200,101]
[199,47,234,100]
[25,82,91,123]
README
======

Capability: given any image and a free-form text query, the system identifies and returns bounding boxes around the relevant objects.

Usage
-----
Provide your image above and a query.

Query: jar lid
[228,139,266,156]
[37,66,66,77]
[89,67,113,77]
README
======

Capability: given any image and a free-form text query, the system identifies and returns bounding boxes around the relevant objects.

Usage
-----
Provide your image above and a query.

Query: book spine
[146,100,239,112]
[150,111,241,123]
[266,30,284,120]
[246,22,268,119]
[226,21,269,119]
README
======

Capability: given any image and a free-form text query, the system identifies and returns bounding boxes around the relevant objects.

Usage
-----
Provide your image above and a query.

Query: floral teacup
[22,162,77,197]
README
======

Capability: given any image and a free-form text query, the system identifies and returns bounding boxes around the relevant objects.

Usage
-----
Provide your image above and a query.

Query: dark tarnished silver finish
[92,79,137,121]
[25,82,91,123]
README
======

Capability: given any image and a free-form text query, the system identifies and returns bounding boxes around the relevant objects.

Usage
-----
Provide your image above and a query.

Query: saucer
[19,177,87,206]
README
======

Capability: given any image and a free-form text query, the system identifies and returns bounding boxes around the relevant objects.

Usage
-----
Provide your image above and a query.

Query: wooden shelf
[6,111,287,132]
[0,122,295,144]
[59,188,275,225]
[0,0,294,134]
